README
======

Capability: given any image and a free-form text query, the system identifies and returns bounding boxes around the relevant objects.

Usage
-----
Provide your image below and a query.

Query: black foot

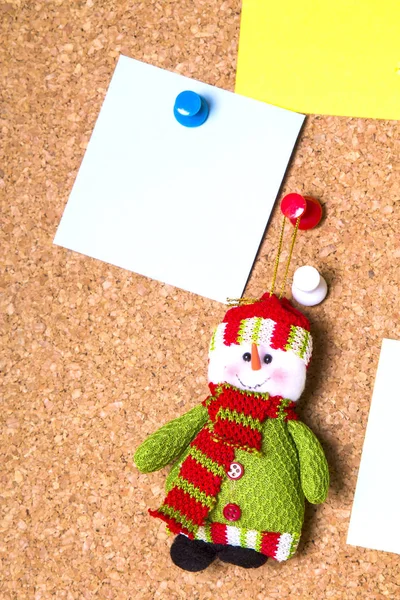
[216,545,268,569]
[170,535,217,572]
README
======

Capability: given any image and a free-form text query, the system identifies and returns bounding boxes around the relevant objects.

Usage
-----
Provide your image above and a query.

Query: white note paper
[347,338,400,555]
[54,55,304,303]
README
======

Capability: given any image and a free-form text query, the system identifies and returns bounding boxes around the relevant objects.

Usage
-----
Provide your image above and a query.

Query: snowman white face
[208,343,306,401]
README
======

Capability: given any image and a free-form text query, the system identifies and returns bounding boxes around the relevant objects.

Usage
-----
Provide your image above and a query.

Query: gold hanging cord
[279,216,301,298]
[269,215,301,298]
[269,215,286,296]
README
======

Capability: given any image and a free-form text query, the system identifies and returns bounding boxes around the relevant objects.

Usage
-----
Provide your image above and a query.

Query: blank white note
[347,338,400,555]
[54,55,304,303]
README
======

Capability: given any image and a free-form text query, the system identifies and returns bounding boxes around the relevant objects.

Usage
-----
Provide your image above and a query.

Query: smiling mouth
[236,375,270,390]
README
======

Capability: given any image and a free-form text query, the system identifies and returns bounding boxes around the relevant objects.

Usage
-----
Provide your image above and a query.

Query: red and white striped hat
[210,293,312,367]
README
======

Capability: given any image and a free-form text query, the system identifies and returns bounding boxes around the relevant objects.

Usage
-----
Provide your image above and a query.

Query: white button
[227,462,244,480]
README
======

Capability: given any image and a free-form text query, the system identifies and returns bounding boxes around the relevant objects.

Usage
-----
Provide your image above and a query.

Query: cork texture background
[1,1,400,598]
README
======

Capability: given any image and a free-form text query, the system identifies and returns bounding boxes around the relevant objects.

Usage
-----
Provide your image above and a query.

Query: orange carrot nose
[251,343,261,371]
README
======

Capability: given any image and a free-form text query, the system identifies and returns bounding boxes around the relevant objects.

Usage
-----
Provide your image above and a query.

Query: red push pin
[270,192,323,298]
[280,193,322,230]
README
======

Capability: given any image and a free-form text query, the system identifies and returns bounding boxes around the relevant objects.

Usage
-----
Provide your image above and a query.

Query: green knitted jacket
[134,404,329,537]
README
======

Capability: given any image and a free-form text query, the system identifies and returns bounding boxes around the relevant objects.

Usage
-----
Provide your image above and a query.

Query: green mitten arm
[287,420,329,504]
[134,404,208,473]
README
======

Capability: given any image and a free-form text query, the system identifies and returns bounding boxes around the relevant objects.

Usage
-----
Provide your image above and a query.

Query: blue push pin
[174,91,209,128]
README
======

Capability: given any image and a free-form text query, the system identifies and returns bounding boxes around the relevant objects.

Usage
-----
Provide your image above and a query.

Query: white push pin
[291,266,328,307]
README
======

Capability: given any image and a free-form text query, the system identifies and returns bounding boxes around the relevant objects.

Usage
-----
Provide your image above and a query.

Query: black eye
[264,354,273,364]
[242,352,251,362]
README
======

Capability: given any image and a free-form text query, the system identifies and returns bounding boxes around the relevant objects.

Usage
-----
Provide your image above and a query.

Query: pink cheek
[224,364,239,378]
[270,368,288,385]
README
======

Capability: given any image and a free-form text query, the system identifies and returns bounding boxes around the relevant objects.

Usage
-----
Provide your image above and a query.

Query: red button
[223,503,241,522]
[227,462,244,480]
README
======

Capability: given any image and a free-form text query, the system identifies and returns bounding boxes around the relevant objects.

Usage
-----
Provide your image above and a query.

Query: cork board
[1,1,399,599]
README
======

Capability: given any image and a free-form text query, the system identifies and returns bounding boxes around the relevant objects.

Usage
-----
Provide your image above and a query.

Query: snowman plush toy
[134,292,329,571]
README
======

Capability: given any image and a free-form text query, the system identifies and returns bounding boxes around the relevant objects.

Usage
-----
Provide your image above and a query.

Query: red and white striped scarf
[149,383,298,538]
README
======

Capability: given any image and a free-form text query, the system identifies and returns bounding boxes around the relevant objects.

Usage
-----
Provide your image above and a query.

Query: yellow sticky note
[236,0,400,120]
